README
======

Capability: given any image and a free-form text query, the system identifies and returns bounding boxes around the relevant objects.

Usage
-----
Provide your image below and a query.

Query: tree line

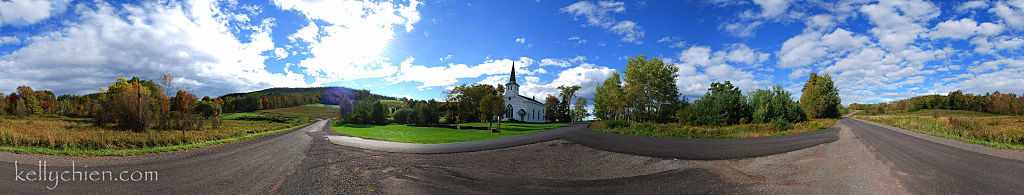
[849,90,1024,115]
[593,55,841,128]
[0,75,223,132]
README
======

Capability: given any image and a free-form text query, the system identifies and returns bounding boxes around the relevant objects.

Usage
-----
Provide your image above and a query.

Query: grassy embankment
[590,119,837,139]
[0,104,338,156]
[853,109,1024,150]
[331,122,570,144]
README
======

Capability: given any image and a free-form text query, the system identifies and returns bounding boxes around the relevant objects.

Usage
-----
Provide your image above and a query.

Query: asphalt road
[844,118,1024,194]
[0,118,1022,194]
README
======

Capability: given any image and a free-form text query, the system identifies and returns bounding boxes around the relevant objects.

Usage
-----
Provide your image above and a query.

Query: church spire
[508,61,517,84]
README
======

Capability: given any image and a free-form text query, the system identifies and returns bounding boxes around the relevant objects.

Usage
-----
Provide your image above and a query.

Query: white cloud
[515,37,526,44]
[676,45,769,96]
[274,48,289,59]
[989,0,1024,30]
[440,54,453,61]
[0,1,307,96]
[859,0,939,51]
[390,57,536,89]
[753,0,792,18]
[778,28,869,68]
[956,1,989,13]
[928,18,978,39]
[0,0,69,27]
[539,56,587,67]
[519,62,616,99]
[561,1,644,44]
[568,35,588,44]
[721,21,763,38]
[0,36,20,45]
[275,0,422,85]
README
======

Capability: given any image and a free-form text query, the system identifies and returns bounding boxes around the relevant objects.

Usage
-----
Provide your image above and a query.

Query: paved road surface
[0,118,1021,194]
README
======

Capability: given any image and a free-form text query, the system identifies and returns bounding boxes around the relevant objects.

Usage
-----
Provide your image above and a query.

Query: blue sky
[1,0,1022,105]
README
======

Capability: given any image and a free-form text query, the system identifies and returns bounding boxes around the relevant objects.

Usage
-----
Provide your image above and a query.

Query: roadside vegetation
[591,119,836,139]
[850,89,1024,150]
[589,55,842,138]
[854,109,1024,150]
[330,122,569,144]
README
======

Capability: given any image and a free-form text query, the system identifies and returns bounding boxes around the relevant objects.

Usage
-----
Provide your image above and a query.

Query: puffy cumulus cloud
[389,57,536,89]
[676,44,769,96]
[989,0,1024,30]
[0,1,307,96]
[928,18,978,39]
[970,35,1024,54]
[275,0,422,85]
[778,28,869,68]
[561,1,644,44]
[518,63,617,100]
[859,0,939,51]
[0,0,70,26]
[958,58,1024,94]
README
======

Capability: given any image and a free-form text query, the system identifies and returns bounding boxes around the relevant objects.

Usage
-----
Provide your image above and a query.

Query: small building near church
[501,62,546,123]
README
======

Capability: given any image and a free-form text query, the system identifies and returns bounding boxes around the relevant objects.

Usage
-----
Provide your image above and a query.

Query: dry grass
[591,119,836,139]
[854,110,1024,150]
[0,116,307,155]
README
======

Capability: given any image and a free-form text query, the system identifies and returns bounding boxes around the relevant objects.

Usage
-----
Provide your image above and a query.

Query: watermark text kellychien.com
[14,161,158,190]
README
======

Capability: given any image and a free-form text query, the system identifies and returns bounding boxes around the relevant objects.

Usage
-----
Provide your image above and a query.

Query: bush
[771,118,791,131]
[601,119,631,129]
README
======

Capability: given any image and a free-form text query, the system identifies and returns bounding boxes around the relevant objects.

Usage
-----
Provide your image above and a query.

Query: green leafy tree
[749,85,807,124]
[415,100,440,126]
[621,55,680,122]
[594,72,624,120]
[557,85,581,122]
[478,94,506,128]
[686,81,749,126]
[573,97,590,121]
[800,73,841,119]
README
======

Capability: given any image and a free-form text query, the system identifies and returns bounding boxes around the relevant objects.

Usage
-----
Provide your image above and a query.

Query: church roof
[519,95,543,105]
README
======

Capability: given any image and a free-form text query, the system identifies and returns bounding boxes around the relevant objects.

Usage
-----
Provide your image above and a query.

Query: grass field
[853,109,1024,150]
[255,104,339,119]
[331,122,569,144]
[590,119,837,139]
[0,105,327,156]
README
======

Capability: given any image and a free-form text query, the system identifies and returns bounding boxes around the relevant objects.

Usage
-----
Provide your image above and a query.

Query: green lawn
[330,122,569,144]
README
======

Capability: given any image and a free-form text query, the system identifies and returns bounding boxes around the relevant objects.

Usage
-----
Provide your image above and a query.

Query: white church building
[502,62,546,123]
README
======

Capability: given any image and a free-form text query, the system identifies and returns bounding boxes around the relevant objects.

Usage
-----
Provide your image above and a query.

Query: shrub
[771,118,791,131]
[601,119,631,129]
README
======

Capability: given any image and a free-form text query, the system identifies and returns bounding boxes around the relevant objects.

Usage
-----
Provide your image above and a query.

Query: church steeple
[505,61,519,97]
[508,61,517,84]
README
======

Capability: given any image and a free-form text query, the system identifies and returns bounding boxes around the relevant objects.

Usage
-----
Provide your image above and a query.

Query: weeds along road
[1,118,1023,194]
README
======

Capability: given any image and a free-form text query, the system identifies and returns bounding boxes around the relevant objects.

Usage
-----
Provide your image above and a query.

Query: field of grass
[0,105,325,156]
[853,109,1024,150]
[590,119,837,139]
[255,104,339,119]
[331,122,569,144]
